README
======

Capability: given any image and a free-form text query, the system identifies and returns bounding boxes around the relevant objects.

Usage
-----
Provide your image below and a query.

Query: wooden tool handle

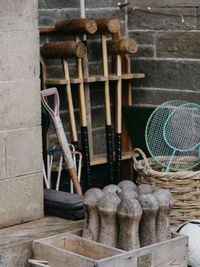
[107,38,138,55]
[96,18,121,34]
[55,18,97,35]
[41,42,86,59]
[68,168,83,195]
[75,35,92,192]
[56,127,82,195]
[101,34,114,183]
[56,127,75,170]
[62,59,79,152]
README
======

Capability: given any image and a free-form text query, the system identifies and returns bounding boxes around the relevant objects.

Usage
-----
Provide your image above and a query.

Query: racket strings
[146,101,200,171]
[165,106,200,151]
[148,105,173,157]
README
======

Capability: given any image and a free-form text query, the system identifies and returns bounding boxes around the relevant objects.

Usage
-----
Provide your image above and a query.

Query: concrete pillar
[0,0,43,228]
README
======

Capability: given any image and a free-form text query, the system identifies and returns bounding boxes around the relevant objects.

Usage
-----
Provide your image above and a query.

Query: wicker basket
[132,148,200,227]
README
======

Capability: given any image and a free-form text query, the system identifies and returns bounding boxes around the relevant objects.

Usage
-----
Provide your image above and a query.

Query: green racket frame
[145,100,200,171]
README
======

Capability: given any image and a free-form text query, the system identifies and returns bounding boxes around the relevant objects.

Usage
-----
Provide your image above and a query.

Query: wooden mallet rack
[40,17,145,186]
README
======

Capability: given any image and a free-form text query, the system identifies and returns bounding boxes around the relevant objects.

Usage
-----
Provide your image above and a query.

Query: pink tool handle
[41,87,74,169]
[41,87,82,195]
[41,88,62,130]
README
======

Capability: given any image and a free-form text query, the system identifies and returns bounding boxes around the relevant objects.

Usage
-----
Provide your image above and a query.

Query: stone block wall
[128,3,200,106]
[38,1,200,155]
[0,0,43,228]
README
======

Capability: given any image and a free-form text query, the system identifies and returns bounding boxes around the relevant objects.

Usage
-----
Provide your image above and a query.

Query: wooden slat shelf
[96,76,108,82]
[83,75,108,82]
[109,73,145,80]
[46,79,68,85]
[108,74,120,80]
[51,151,133,171]
[83,76,96,83]
[70,78,83,84]
[46,78,83,85]
[46,73,145,86]
[122,73,145,79]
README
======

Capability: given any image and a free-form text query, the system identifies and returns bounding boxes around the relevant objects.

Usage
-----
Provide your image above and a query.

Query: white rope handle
[28,259,52,267]
[133,148,150,168]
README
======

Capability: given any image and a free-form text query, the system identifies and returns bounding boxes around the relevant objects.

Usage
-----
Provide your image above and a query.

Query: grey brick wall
[127,3,200,106]
[38,1,200,156]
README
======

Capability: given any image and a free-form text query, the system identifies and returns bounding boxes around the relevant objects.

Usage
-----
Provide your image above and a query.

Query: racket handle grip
[106,125,114,184]
[115,132,121,184]
[81,126,91,191]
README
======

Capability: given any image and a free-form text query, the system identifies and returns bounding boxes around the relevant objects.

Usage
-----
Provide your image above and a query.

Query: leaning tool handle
[41,88,82,195]
[75,35,92,191]
[107,37,139,183]
[97,24,115,183]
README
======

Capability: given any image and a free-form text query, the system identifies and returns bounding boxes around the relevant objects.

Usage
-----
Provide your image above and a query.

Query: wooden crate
[33,231,188,267]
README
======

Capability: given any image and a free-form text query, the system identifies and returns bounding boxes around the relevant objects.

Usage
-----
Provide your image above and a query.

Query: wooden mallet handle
[55,18,97,35]
[41,41,86,59]
[96,18,121,34]
[107,38,138,55]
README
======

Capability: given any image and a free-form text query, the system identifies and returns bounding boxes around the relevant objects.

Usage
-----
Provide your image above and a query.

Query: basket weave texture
[133,148,200,227]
